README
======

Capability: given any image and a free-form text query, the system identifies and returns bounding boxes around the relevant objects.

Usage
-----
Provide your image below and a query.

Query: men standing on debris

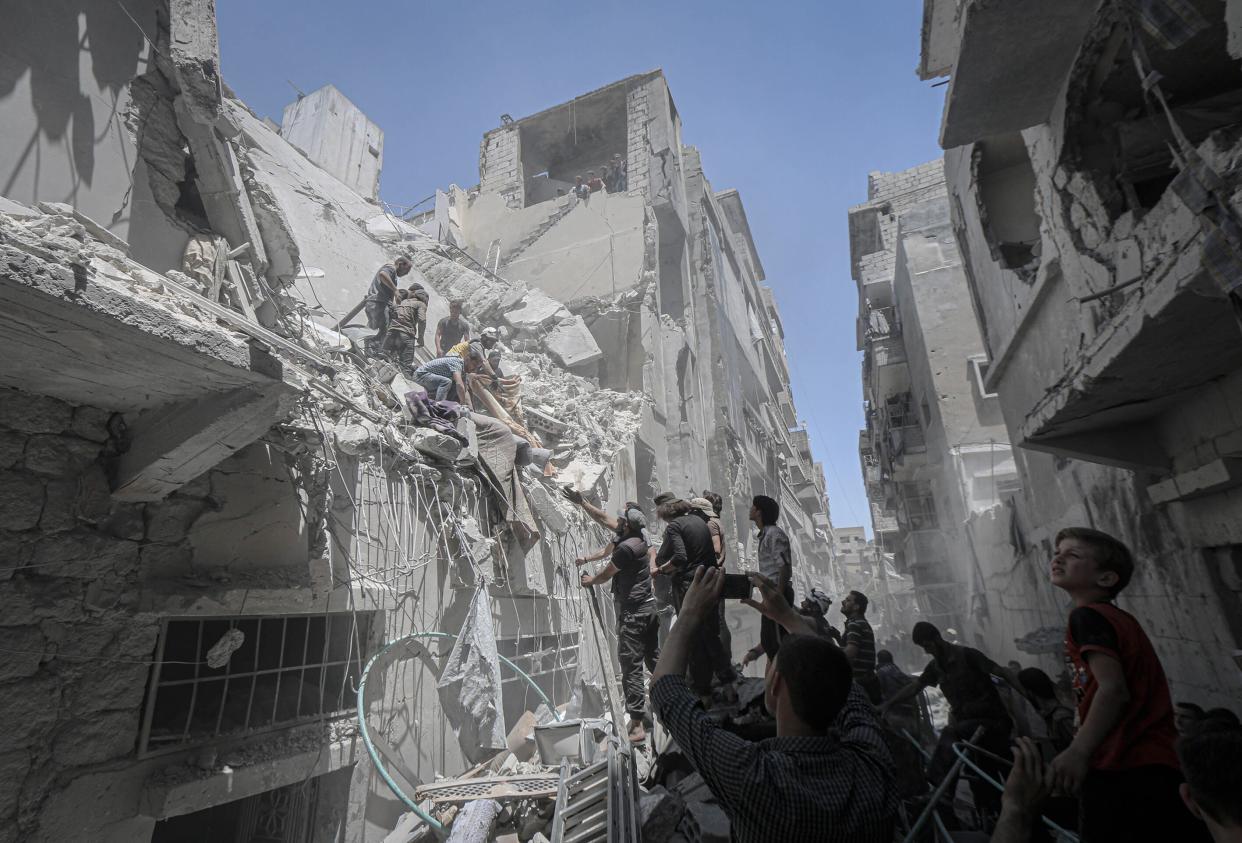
[579,506,659,744]
[653,494,736,703]
[364,256,412,355]
[435,299,471,356]
[842,590,881,703]
[651,567,898,842]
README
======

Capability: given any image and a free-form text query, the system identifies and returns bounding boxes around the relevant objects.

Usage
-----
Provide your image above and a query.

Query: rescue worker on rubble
[580,506,659,744]
[383,284,428,368]
[435,299,471,356]
[413,353,480,410]
[364,256,412,356]
[448,326,503,385]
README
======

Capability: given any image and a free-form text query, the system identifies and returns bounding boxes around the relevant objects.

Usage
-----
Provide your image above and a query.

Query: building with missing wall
[876,0,1242,704]
[0,7,836,841]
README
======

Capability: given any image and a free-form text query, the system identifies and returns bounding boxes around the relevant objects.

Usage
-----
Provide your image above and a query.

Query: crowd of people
[358,256,1240,841]
[561,485,1241,843]
[570,154,627,200]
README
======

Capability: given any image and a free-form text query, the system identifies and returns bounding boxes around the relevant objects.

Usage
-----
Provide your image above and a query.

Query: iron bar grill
[139,612,373,756]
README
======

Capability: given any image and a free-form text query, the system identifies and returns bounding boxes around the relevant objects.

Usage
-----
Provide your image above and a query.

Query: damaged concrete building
[0,5,833,842]
[850,160,1019,656]
[852,0,1242,704]
[425,72,840,653]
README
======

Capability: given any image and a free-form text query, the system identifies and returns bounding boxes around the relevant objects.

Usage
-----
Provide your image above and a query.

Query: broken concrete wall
[0,0,193,273]
[932,2,1242,705]
[0,387,369,842]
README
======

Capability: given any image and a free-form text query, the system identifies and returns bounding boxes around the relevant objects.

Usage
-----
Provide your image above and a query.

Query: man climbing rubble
[579,506,659,744]
[364,256,412,356]
[651,567,898,842]
[881,621,1024,824]
[435,298,472,355]
[413,353,480,408]
[382,284,428,368]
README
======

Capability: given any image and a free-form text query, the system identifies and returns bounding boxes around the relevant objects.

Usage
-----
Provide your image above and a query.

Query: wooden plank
[226,259,258,322]
[208,237,228,303]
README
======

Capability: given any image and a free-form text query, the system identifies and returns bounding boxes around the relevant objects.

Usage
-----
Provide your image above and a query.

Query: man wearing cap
[580,507,658,743]
[364,257,412,356]
[653,494,737,703]
[448,326,503,389]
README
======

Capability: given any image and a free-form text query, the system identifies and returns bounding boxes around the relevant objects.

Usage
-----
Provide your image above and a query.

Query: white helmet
[481,327,499,339]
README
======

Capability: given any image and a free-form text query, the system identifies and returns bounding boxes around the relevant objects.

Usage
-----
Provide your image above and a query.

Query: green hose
[355,630,563,833]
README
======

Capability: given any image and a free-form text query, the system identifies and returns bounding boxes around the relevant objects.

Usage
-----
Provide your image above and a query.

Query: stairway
[501,197,579,268]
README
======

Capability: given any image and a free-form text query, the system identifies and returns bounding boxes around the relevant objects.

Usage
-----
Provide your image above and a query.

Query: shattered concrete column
[168,0,272,285]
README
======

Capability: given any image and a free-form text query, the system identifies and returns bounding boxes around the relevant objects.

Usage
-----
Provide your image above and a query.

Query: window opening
[140,612,374,756]
[1065,0,1242,219]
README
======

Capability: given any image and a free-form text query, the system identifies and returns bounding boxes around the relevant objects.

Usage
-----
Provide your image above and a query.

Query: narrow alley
[0,1,1239,842]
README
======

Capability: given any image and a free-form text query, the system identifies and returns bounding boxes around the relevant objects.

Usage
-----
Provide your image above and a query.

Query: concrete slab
[503,291,569,334]
[543,316,604,368]
[940,0,1100,148]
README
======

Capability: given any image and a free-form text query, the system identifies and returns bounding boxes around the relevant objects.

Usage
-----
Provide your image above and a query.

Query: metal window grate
[139,612,374,756]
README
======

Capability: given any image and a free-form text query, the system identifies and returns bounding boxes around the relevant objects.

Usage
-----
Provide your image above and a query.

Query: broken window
[1065,0,1242,219]
[975,133,1041,273]
[899,480,939,530]
[140,612,374,755]
[517,85,629,207]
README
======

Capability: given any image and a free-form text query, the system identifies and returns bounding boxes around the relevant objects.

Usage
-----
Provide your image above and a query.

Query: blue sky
[218,1,946,535]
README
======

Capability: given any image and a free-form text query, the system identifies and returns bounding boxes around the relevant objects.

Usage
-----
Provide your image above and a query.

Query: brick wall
[478,127,523,209]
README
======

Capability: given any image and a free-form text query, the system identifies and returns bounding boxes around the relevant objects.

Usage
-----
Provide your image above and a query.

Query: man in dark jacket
[653,496,736,701]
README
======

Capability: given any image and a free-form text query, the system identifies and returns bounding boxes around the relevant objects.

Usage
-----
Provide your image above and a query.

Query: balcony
[888,424,927,464]
[903,529,949,571]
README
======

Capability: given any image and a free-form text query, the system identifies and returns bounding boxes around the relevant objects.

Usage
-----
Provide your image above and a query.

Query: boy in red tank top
[1049,527,1209,842]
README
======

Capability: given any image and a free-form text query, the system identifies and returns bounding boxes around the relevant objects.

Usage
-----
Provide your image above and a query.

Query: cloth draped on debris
[403,386,469,443]
[1170,150,1242,298]
[1129,0,1209,50]
[469,376,542,449]
[471,411,540,553]
[436,587,508,762]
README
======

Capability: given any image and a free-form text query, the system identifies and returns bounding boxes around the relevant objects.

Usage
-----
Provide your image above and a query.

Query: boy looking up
[1048,527,1207,842]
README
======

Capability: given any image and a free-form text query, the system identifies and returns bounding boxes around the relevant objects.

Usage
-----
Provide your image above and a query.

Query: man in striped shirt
[842,590,881,703]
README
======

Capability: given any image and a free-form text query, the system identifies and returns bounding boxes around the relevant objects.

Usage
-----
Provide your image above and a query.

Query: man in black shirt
[581,508,657,742]
[364,257,412,355]
[653,497,736,701]
[882,621,1022,821]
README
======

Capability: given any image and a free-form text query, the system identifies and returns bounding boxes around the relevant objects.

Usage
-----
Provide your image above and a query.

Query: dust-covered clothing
[436,315,471,352]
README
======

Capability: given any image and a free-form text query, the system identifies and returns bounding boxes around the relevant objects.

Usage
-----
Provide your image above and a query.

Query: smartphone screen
[721,573,752,600]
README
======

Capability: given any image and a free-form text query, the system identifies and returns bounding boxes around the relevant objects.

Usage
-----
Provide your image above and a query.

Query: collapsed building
[847,0,1242,704]
[0,3,835,842]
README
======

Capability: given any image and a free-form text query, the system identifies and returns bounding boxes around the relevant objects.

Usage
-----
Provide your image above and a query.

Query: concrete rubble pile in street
[0,2,838,841]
